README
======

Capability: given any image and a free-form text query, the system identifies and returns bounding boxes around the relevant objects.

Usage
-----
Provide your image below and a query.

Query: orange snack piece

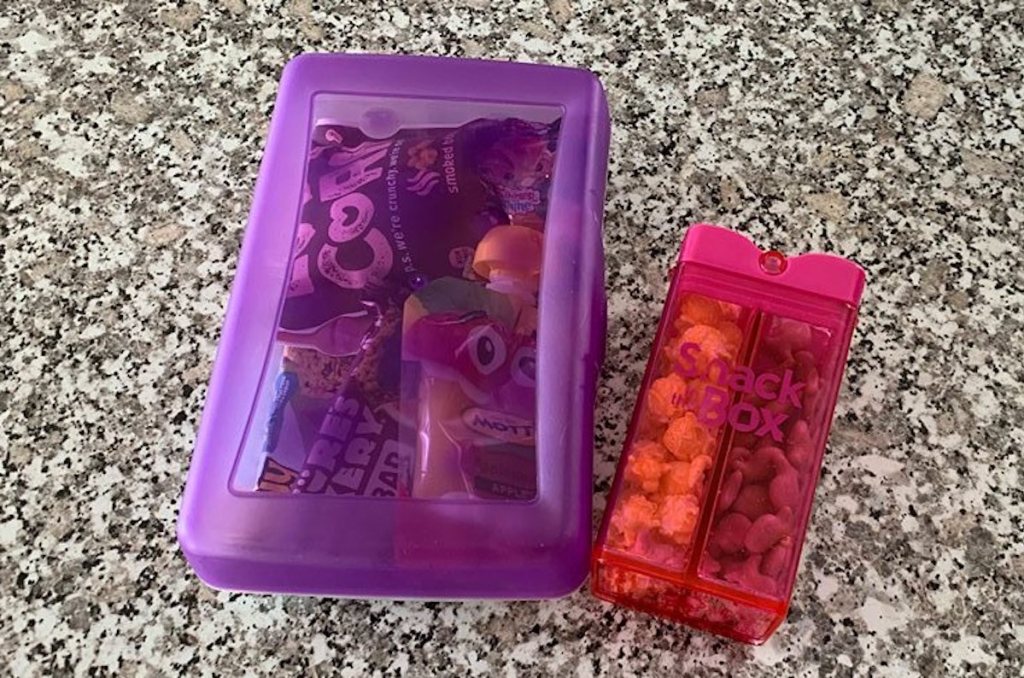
[659,457,712,496]
[675,294,724,328]
[606,294,738,564]
[664,324,734,374]
[625,440,668,492]
[687,454,713,487]
[662,412,714,461]
[634,413,667,442]
[660,461,692,495]
[611,493,658,548]
[658,494,700,544]
[661,335,687,369]
[647,373,688,422]
[681,325,733,360]
[681,379,713,411]
[717,321,743,353]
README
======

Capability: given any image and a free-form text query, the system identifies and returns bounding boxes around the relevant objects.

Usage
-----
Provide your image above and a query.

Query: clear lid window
[230,93,563,503]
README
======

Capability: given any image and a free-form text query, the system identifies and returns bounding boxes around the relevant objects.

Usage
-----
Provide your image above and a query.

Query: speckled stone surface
[2,1,1022,676]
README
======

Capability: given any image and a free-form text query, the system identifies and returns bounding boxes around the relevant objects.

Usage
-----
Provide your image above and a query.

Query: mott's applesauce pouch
[401,273,539,500]
[592,225,864,644]
[255,117,558,498]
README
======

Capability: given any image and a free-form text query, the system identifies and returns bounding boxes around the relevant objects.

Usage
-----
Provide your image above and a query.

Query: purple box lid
[177,54,611,598]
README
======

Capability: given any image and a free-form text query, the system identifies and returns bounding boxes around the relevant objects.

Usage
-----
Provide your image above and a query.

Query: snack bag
[254,118,558,497]
[279,118,558,352]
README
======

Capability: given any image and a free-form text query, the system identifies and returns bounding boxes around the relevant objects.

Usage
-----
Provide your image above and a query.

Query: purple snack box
[177,54,611,598]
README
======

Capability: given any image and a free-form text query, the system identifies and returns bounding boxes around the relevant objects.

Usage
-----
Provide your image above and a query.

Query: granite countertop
[2,1,1022,676]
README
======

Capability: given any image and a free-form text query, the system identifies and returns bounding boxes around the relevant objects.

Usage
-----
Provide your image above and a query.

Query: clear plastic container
[592,224,865,642]
[178,54,610,598]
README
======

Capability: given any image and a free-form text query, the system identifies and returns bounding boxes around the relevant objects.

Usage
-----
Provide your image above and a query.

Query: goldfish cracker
[731,484,771,520]
[771,318,813,351]
[712,512,752,555]
[768,468,800,511]
[625,440,668,492]
[611,493,658,548]
[736,555,778,593]
[744,508,793,554]
[662,412,713,461]
[731,431,759,450]
[786,419,814,471]
[734,445,790,483]
[761,543,790,577]
[658,494,700,544]
[646,373,688,422]
[794,351,822,407]
[717,469,744,513]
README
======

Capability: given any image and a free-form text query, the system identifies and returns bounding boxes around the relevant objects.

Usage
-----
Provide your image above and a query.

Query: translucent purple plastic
[177,54,611,598]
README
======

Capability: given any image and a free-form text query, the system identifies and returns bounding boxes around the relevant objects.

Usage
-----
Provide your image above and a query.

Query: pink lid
[680,224,865,307]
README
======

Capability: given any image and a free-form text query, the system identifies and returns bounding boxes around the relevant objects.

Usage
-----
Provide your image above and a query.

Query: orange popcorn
[658,494,700,544]
[675,294,724,328]
[625,440,668,492]
[661,335,683,368]
[688,454,713,488]
[681,325,732,360]
[611,493,658,548]
[664,324,735,374]
[716,300,741,322]
[717,321,743,352]
[662,412,713,461]
[635,413,667,442]
[605,293,742,564]
[647,373,688,422]
[681,379,712,411]
[660,461,691,495]
[662,454,714,495]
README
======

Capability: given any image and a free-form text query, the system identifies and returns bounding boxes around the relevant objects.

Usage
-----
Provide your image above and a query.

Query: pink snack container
[592,225,865,643]
[177,54,611,599]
